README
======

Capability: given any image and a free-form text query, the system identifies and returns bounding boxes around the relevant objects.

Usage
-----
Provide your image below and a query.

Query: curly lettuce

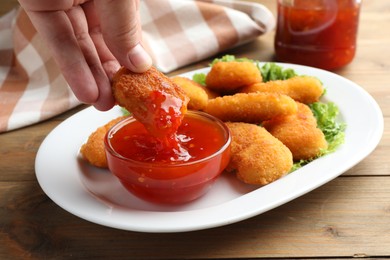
[259,62,297,82]
[310,102,346,154]
[210,54,255,65]
[192,72,207,86]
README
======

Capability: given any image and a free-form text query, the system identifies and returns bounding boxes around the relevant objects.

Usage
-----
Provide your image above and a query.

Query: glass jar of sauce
[275,0,361,70]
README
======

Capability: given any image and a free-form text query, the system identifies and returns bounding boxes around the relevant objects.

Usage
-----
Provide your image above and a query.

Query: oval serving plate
[35,63,384,233]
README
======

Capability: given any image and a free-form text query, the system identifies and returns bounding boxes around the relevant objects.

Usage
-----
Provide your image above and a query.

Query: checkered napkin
[0,0,274,133]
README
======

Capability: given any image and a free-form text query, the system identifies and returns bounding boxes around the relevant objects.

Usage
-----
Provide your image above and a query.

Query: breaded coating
[262,102,328,160]
[204,92,297,123]
[112,66,189,139]
[205,61,262,93]
[171,76,218,111]
[80,116,126,168]
[240,76,324,104]
[225,122,293,185]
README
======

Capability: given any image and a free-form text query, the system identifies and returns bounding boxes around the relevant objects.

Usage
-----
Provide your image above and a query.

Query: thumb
[94,0,152,72]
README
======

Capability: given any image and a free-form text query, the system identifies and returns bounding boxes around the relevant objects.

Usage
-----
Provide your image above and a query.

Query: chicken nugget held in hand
[225,122,293,185]
[205,61,262,93]
[112,66,189,139]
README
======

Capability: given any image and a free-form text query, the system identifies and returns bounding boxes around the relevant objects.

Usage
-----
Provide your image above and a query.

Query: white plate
[35,64,384,233]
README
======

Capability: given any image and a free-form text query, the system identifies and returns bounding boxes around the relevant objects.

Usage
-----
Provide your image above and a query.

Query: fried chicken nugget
[262,102,328,160]
[112,66,189,139]
[204,92,297,123]
[225,122,293,185]
[171,76,218,111]
[205,61,262,93]
[80,116,126,168]
[240,76,324,104]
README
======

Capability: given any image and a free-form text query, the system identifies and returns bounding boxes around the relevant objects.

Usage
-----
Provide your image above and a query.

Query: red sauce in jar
[275,0,361,70]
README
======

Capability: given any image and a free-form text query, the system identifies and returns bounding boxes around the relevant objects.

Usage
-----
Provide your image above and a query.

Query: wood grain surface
[1,0,389,259]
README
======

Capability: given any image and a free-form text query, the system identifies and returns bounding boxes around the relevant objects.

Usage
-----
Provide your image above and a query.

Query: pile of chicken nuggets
[81,59,329,187]
[171,60,327,186]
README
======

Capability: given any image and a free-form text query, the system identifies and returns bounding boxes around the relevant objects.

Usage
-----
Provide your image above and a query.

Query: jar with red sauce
[275,0,361,70]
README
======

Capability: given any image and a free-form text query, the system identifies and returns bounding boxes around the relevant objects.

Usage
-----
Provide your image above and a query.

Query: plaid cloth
[0,0,274,133]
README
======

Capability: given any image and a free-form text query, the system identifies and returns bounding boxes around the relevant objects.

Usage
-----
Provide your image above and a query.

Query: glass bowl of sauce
[104,111,231,204]
[275,0,361,70]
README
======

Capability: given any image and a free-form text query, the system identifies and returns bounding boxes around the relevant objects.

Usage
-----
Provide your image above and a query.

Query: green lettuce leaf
[192,73,207,86]
[259,62,297,82]
[210,54,255,65]
[310,102,346,154]
[121,107,131,116]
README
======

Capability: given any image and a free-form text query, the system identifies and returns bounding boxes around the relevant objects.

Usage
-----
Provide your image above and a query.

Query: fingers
[18,0,75,11]
[19,0,151,111]
[94,0,152,72]
[25,8,115,111]
[82,1,120,79]
[25,10,100,106]
[66,5,115,110]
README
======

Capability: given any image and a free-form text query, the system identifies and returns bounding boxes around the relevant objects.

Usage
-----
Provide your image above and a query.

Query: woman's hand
[18,0,152,110]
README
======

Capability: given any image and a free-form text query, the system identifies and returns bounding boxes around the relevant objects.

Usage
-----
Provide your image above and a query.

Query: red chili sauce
[109,114,226,164]
[137,89,187,149]
[275,0,360,70]
[106,113,230,204]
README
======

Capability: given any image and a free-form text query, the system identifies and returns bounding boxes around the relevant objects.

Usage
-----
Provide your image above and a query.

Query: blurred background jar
[274,0,362,70]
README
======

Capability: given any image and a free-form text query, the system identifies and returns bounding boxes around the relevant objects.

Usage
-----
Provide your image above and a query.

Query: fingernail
[128,44,152,72]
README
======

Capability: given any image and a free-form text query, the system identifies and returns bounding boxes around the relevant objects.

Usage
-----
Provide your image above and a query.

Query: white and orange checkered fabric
[0,0,274,132]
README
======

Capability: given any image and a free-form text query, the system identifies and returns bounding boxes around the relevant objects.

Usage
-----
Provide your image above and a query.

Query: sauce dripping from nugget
[112,66,190,160]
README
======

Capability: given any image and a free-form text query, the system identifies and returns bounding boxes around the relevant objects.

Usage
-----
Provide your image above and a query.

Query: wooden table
[1,0,389,259]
